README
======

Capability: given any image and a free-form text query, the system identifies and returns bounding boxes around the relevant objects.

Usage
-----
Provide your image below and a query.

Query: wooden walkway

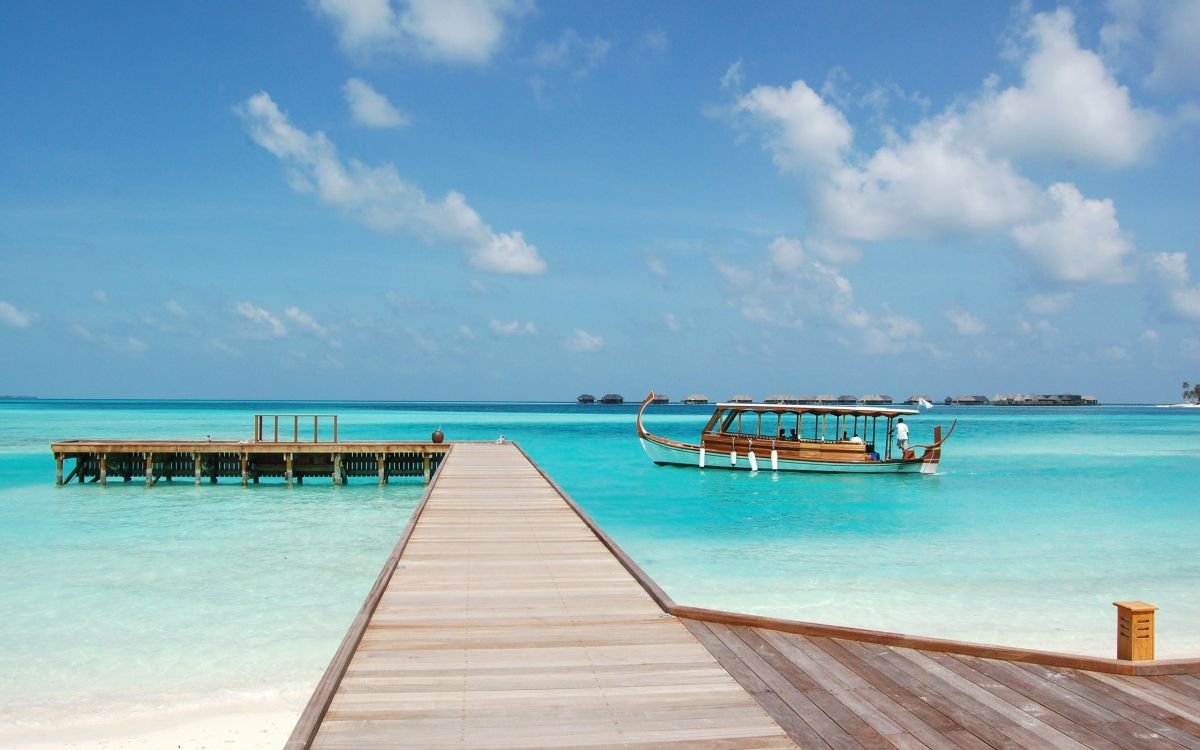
[687,620,1200,750]
[291,442,796,749]
[290,441,1200,750]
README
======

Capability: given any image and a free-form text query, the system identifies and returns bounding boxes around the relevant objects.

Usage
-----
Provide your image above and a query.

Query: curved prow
[915,419,956,472]
[636,391,656,439]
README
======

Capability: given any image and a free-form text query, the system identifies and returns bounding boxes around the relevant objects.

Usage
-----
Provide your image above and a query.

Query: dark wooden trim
[283,443,454,750]
[673,606,1200,676]
[512,441,677,611]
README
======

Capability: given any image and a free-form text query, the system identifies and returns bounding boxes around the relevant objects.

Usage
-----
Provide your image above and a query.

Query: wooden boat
[636,392,955,474]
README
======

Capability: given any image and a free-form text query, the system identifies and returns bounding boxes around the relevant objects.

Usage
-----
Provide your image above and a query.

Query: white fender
[770,448,778,471]
[729,450,737,466]
[698,447,706,468]
[748,451,758,472]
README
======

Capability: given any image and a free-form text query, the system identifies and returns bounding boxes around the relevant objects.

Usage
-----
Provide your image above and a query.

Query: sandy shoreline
[0,695,301,750]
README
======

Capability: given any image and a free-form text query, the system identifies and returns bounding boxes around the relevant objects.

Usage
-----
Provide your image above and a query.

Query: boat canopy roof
[713,402,917,418]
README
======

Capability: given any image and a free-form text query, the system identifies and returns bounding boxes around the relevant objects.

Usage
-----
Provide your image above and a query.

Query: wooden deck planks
[686,623,1200,750]
[307,443,796,749]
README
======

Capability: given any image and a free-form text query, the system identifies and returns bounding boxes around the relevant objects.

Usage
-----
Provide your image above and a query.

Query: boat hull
[639,436,935,474]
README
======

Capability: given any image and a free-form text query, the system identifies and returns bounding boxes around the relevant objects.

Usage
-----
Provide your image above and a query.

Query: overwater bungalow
[904,395,933,405]
[650,394,670,404]
[814,394,837,404]
[764,394,800,404]
[599,393,624,404]
[728,394,753,404]
[859,394,893,405]
[836,395,857,404]
[992,393,1101,406]
[944,395,990,405]
[577,393,596,404]
[682,394,709,404]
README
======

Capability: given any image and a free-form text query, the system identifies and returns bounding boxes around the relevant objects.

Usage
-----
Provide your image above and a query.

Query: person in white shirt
[896,418,909,452]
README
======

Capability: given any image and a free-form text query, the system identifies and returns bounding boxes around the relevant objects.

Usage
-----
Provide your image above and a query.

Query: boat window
[703,409,725,434]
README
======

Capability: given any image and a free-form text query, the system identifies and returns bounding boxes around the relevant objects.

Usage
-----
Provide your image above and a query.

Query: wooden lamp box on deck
[1114,600,1158,661]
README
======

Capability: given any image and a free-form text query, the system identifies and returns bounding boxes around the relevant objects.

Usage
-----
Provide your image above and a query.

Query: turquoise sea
[1,399,1198,729]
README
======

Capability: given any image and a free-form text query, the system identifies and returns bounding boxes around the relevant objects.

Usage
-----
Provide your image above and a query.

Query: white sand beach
[0,696,300,750]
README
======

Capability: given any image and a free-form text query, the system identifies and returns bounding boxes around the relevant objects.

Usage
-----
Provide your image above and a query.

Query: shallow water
[1,400,1197,726]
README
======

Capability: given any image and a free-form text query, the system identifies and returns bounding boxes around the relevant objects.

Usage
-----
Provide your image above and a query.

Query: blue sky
[2,0,1198,401]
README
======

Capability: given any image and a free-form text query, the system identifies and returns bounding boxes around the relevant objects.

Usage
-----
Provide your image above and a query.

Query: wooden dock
[288,441,1200,749]
[289,442,796,749]
[51,414,447,486]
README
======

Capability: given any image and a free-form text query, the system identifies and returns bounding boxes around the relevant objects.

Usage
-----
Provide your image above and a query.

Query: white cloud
[734,79,853,173]
[71,323,92,340]
[1146,0,1200,91]
[457,324,475,339]
[639,29,669,53]
[647,258,668,279]
[1012,183,1133,284]
[234,302,287,338]
[724,238,861,330]
[565,328,603,352]
[945,308,986,336]
[862,313,926,354]
[1025,291,1075,316]
[315,0,532,64]
[165,300,188,318]
[489,319,536,336]
[966,8,1160,166]
[343,78,410,128]
[1103,345,1129,361]
[206,338,237,356]
[720,60,744,93]
[727,8,1156,288]
[122,337,149,353]
[0,300,34,328]
[237,91,545,275]
[284,305,336,342]
[821,118,1041,241]
[533,29,611,78]
[714,260,755,288]
[1150,251,1200,320]
[664,313,682,332]
[1141,328,1159,343]
[92,289,108,304]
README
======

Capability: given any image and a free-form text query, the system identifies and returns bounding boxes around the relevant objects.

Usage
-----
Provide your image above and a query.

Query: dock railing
[254,414,339,443]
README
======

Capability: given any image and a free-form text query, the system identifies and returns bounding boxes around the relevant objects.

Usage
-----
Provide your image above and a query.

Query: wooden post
[194,453,201,486]
[333,415,338,443]
[55,454,63,486]
[1115,601,1158,661]
[241,453,249,487]
[332,453,342,485]
[145,453,154,487]
[293,415,299,442]
[423,452,431,483]
[286,452,294,488]
[99,454,107,486]
[377,452,386,485]
[313,415,318,443]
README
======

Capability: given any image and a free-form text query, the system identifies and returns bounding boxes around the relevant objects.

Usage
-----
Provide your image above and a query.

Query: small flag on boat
[918,397,933,410]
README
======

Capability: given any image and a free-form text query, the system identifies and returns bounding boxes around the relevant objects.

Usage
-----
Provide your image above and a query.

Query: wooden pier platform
[51,415,446,486]
[288,442,1200,749]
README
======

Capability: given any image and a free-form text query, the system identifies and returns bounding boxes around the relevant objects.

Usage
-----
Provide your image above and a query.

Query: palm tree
[1185,382,1199,403]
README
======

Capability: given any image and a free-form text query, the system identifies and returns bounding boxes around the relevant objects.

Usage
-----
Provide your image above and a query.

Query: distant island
[0,395,39,400]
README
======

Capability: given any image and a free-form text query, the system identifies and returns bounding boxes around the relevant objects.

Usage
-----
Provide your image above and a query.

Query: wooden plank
[297,443,795,750]
[923,652,1125,750]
